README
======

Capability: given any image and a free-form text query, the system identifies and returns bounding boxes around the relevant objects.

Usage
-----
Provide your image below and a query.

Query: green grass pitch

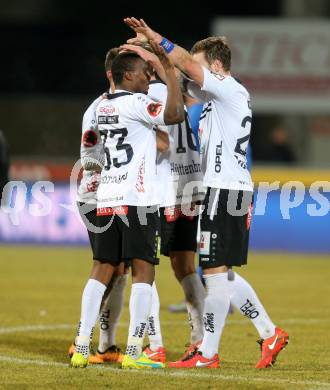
[0,246,330,389]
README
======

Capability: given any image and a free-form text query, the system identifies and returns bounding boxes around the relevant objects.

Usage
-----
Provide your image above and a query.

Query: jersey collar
[107,89,133,100]
[149,79,166,85]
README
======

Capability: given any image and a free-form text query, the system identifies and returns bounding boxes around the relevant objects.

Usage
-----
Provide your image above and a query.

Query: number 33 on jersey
[96,91,167,208]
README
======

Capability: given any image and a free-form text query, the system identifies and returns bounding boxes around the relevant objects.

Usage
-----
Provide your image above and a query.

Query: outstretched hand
[124,17,162,45]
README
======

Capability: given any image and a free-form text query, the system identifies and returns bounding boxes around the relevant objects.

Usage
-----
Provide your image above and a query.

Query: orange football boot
[68,343,75,358]
[91,345,124,364]
[68,343,123,364]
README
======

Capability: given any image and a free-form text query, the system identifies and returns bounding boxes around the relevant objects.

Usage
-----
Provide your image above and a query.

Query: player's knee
[90,260,114,285]
[131,259,155,285]
[170,256,195,281]
[113,262,126,277]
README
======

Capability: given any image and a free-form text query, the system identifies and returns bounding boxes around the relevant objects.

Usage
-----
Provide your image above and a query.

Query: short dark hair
[111,52,144,85]
[104,47,120,71]
[191,36,231,71]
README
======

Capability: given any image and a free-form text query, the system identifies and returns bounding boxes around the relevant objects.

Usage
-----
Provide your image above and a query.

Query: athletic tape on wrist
[160,37,175,54]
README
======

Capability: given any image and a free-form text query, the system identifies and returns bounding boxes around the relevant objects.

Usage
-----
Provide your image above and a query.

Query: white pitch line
[0,318,329,334]
[0,324,74,334]
[0,355,329,389]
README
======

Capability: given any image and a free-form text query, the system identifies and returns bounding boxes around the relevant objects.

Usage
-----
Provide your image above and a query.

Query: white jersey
[188,67,253,191]
[77,95,105,204]
[148,82,204,207]
[96,89,167,208]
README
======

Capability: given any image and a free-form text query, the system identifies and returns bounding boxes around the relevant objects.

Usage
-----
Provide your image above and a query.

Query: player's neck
[115,82,135,94]
[210,64,230,77]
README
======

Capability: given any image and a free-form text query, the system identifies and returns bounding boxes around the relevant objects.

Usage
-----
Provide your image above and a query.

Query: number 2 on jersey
[235,116,252,157]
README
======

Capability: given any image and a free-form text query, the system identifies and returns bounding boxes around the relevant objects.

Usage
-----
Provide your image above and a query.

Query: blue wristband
[160,37,175,54]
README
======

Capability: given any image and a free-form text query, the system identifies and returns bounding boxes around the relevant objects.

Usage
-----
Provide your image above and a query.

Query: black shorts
[199,188,253,269]
[160,206,198,257]
[77,202,97,253]
[93,206,159,266]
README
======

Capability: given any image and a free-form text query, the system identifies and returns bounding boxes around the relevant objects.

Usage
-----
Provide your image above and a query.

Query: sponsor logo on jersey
[97,206,128,216]
[82,129,98,147]
[214,142,222,173]
[98,116,107,124]
[98,115,119,125]
[170,160,201,176]
[99,105,116,115]
[239,299,259,319]
[99,195,124,203]
[246,202,253,230]
[101,172,128,185]
[136,157,145,193]
[200,231,210,255]
[147,102,163,117]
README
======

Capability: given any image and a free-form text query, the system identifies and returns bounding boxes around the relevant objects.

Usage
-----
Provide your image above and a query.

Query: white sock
[76,279,106,357]
[181,273,205,344]
[228,272,276,340]
[74,335,90,358]
[147,282,163,350]
[126,283,152,359]
[98,274,128,352]
[198,273,230,359]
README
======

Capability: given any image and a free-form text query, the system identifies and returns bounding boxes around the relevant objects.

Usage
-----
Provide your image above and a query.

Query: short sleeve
[82,96,103,133]
[81,96,104,161]
[156,125,168,133]
[201,67,234,101]
[132,94,166,126]
[148,82,168,103]
[187,81,209,103]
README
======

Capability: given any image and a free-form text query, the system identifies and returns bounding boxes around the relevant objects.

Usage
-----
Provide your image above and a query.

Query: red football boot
[169,349,219,369]
[143,345,166,363]
[168,340,201,367]
[255,327,289,368]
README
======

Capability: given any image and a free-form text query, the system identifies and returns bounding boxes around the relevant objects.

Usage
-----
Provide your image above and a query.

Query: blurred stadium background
[1,1,330,388]
[0,0,329,251]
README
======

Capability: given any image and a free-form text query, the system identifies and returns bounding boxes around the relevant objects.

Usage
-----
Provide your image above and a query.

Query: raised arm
[119,43,167,83]
[148,40,184,125]
[124,17,204,87]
